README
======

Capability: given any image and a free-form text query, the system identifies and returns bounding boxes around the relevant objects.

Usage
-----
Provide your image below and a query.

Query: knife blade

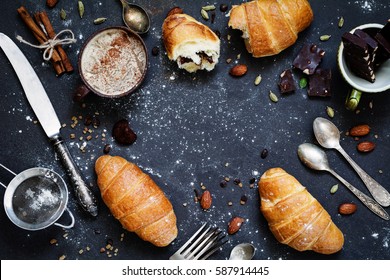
[0,32,98,217]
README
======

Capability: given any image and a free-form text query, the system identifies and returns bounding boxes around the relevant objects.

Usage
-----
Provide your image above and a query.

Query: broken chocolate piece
[375,22,390,67]
[278,69,296,93]
[354,29,378,63]
[342,32,376,83]
[308,68,331,97]
[293,44,325,75]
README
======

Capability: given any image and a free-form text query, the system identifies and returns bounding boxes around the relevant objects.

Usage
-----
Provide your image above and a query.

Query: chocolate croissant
[228,0,313,57]
[95,155,177,247]
[258,168,344,254]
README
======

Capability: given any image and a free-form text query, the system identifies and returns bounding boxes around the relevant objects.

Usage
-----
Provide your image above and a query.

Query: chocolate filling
[179,52,214,65]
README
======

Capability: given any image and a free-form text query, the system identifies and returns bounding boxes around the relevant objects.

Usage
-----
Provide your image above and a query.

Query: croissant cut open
[259,168,344,254]
[95,155,177,247]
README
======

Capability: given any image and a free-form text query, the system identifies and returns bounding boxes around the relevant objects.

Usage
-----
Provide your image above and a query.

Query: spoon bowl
[229,243,255,260]
[120,0,150,34]
[313,117,341,149]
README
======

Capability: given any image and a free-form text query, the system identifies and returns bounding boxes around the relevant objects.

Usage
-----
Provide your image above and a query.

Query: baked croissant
[95,155,177,247]
[228,0,313,57]
[258,168,344,254]
[162,13,220,73]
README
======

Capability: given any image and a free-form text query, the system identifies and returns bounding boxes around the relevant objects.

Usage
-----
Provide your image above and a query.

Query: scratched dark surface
[0,0,390,260]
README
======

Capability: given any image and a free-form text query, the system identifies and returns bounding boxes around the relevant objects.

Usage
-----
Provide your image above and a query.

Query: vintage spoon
[298,143,389,220]
[313,117,390,207]
[119,0,150,34]
[229,243,255,260]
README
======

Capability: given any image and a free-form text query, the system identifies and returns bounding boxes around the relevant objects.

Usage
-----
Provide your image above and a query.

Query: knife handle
[51,135,98,217]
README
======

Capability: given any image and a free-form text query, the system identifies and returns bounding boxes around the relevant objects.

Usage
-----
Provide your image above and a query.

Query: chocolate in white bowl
[338,23,390,93]
[79,26,148,98]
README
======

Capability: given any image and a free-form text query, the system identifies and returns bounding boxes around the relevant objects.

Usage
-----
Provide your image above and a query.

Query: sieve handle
[0,163,17,188]
[54,208,75,229]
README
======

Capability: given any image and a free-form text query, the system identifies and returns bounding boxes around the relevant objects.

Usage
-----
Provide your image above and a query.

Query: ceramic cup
[78,26,148,98]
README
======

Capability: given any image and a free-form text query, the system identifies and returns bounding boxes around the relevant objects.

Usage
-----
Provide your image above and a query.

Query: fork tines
[173,223,227,260]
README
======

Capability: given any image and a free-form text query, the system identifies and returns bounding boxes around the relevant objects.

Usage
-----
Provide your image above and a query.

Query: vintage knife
[0,32,98,217]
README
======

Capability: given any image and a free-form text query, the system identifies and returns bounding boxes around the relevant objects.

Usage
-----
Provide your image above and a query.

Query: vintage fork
[169,223,227,260]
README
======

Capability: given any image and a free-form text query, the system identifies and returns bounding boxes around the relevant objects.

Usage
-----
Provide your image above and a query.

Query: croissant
[95,155,177,247]
[162,13,220,73]
[258,168,344,254]
[228,0,313,57]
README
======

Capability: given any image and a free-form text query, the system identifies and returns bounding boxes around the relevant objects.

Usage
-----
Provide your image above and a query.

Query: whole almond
[228,216,244,234]
[357,141,375,153]
[349,124,370,137]
[200,190,212,210]
[338,203,357,215]
[229,64,248,77]
[166,7,183,17]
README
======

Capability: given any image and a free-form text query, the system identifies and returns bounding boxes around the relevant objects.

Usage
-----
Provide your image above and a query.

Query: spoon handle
[337,146,390,207]
[329,169,389,220]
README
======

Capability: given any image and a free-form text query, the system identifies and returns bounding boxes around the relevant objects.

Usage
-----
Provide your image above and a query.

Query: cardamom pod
[320,35,331,41]
[254,75,262,86]
[201,9,209,20]
[94,17,107,25]
[269,91,278,103]
[60,8,67,20]
[326,106,335,118]
[338,16,344,28]
[202,5,216,11]
[330,184,339,194]
[78,1,85,19]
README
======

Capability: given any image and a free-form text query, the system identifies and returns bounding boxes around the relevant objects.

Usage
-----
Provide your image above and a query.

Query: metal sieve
[1,164,74,230]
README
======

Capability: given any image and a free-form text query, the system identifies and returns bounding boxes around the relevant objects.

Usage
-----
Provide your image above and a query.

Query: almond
[349,124,370,137]
[200,190,212,210]
[227,216,244,234]
[229,64,248,77]
[338,203,357,215]
[357,141,375,153]
[166,7,183,17]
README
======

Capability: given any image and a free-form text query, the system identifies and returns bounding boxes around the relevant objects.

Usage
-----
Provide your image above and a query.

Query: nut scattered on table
[229,64,248,77]
[338,203,357,215]
[200,190,212,210]
[228,216,245,234]
[349,124,370,137]
[357,141,375,153]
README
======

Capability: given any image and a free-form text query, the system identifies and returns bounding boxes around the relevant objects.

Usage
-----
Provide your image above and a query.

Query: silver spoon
[298,143,389,220]
[119,0,150,34]
[229,243,255,260]
[313,117,390,207]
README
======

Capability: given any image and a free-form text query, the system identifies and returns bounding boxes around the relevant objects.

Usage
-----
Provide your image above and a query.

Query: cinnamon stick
[17,6,64,75]
[37,11,74,73]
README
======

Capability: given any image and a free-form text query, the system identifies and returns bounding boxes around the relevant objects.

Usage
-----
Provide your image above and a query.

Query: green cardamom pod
[202,5,216,11]
[94,17,107,25]
[338,17,344,28]
[326,106,335,118]
[60,8,67,20]
[201,9,209,20]
[269,91,278,103]
[78,1,85,19]
[320,35,331,41]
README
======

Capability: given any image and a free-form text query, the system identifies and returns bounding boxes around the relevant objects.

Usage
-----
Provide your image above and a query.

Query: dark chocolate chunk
[354,29,378,63]
[375,33,390,67]
[308,68,331,97]
[278,69,296,93]
[342,32,376,82]
[293,44,325,75]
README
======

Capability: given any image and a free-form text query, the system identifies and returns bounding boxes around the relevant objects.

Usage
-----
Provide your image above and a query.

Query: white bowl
[338,23,390,93]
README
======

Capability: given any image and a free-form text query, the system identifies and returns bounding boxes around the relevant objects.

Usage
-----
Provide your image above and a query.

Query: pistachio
[78,1,85,18]
[94,17,107,25]
[299,77,308,88]
[320,35,331,41]
[60,8,67,20]
[254,74,262,86]
[269,91,278,103]
[201,9,209,20]
[202,5,216,11]
[338,16,344,28]
[326,106,335,118]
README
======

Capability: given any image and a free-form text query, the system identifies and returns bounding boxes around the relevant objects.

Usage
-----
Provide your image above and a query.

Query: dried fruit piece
[349,124,370,137]
[357,141,375,153]
[112,119,137,145]
[228,217,244,234]
[338,203,357,215]
[229,64,247,77]
[200,190,212,210]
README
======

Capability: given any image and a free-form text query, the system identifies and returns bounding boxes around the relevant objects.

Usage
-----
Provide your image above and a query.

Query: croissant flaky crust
[228,0,313,57]
[162,13,220,72]
[258,168,344,254]
[95,155,177,247]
